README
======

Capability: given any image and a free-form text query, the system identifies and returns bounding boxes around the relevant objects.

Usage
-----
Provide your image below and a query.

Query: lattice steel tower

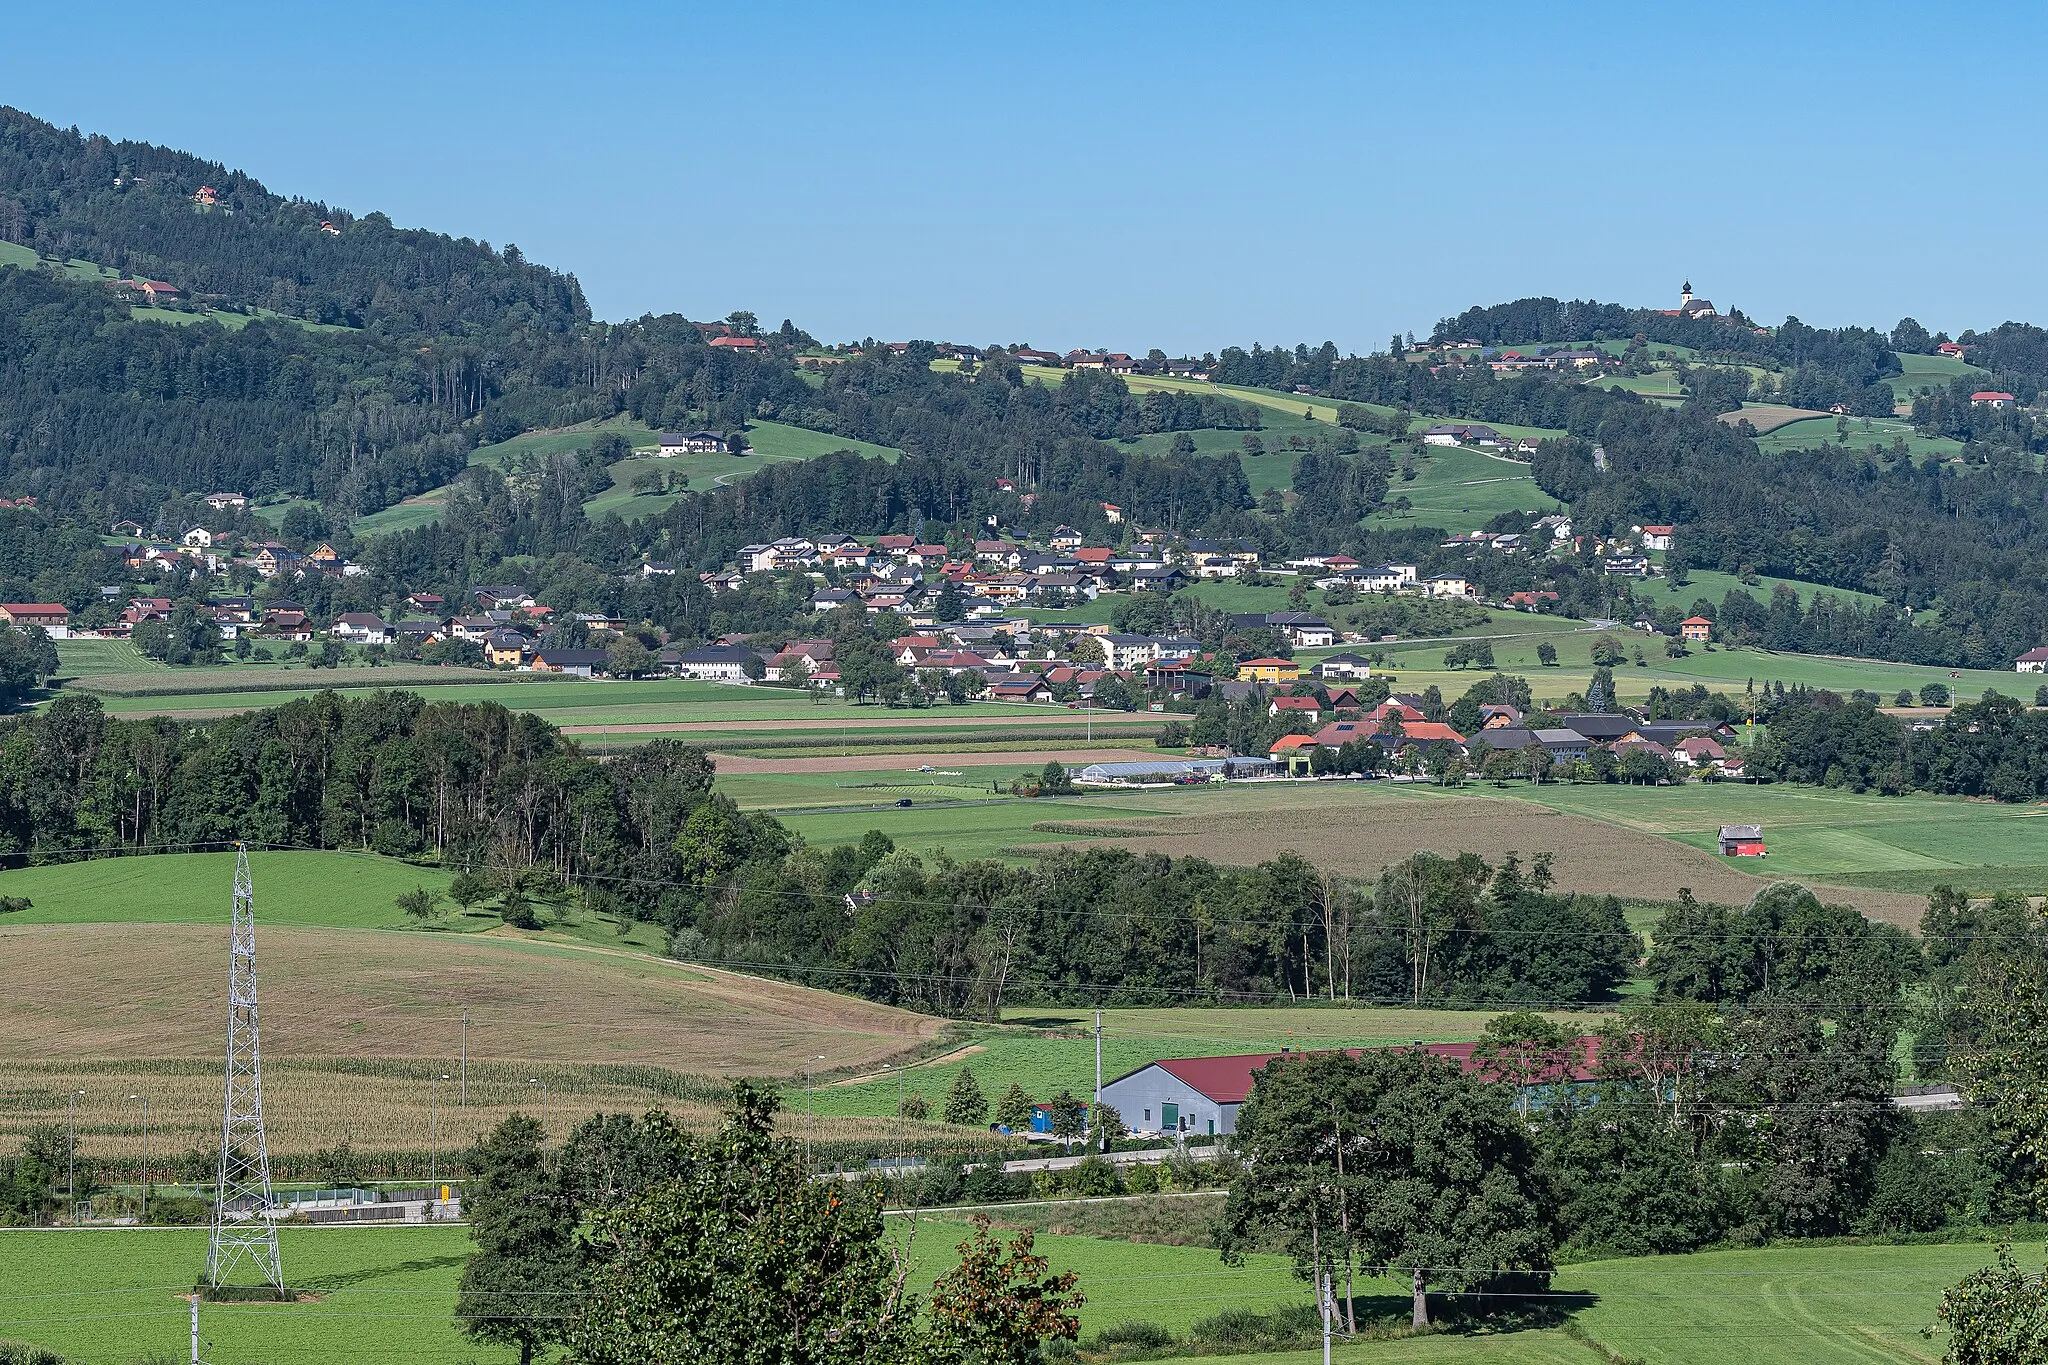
[206,844,284,1290]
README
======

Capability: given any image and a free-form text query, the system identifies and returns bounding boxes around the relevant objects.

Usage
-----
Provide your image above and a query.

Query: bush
[143,1193,211,1226]
[0,1342,66,1364]
[1065,1155,1125,1198]
[1091,1320,1174,1351]
[1189,1303,1322,1352]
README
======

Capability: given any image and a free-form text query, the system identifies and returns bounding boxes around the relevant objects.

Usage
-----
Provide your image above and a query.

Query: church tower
[1680,280,1694,308]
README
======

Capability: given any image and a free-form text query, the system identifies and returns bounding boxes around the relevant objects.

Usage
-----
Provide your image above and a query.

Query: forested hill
[0,106,587,336]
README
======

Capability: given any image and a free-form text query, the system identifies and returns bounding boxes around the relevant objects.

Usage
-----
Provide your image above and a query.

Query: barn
[1719,824,1766,856]
[1100,1039,1601,1138]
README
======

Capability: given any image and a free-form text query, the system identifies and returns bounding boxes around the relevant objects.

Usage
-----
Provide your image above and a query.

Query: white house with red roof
[0,603,71,637]
[1971,390,2017,408]
[1100,1040,1602,1137]
[2016,646,2048,674]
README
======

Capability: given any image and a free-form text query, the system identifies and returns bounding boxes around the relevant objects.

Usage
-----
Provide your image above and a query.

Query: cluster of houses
[106,495,376,583]
[1261,694,1745,779]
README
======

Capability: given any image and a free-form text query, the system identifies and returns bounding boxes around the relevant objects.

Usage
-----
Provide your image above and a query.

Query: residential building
[2016,647,2048,674]
[1424,574,1475,599]
[328,612,392,645]
[484,630,530,667]
[657,430,730,455]
[1681,616,1712,643]
[1237,657,1299,685]
[667,644,758,681]
[1638,524,1675,552]
[1421,422,1499,447]
[1971,391,2017,408]
[1311,652,1373,680]
[203,492,248,510]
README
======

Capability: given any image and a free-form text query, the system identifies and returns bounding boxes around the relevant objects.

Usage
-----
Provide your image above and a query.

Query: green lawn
[0,849,458,931]
[1366,443,1563,533]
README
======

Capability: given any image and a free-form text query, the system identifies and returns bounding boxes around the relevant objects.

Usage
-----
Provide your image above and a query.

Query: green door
[1161,1101,1179,1131]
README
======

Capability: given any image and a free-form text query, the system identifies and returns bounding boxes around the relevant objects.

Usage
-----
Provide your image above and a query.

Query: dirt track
[711,748,1162,774]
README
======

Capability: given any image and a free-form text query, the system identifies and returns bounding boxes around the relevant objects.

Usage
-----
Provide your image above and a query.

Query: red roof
[1269,735,1318,753]
[1972,391,2016,402]
[1,603,69,616]
[1271,695,1321,711]
[1139,1038,1604,1104]
[1642,524,1674,535]
[1391,721,1465,744]
[709,336,763,349]
[1240,657,1295,668]
[1682,615,1712,626]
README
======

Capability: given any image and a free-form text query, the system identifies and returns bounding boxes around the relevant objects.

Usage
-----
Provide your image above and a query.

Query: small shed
[1719,824,1766,856]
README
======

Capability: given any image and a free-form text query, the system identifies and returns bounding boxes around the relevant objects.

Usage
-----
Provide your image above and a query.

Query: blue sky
[2,2,2041,352]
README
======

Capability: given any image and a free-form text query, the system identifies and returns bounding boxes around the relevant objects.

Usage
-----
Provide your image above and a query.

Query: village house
[1424,574,1476,599]
[1311,652,1373,680]
[328,612,392,645]
[2016,646,2048,674]
[1681,616,1713,643]
[203,492,248,510]
[667,644,758,681]
[484,630,531,667]
[1421,422,1499,447]
[1970,391,2017,409]
[1269,695,1322,725]
[1637,525,1675,552]
[1237,656,1300,685]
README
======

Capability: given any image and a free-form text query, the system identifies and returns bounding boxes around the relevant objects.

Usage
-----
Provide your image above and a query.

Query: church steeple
[1681,280,1694,306]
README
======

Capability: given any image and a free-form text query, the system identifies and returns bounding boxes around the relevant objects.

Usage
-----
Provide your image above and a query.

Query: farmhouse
[658,430,730,455]
[0,603,70,637]
[2017,647,2048,674]
[1681,616,1712,643]
[203,492,248,510]
[1421,423,1499,447]
[1638,525,1674,551]
[1102,1040,1602,1138]
[1970,391,2017,409]
[1719,824,1767,857]
[328,612,391,645]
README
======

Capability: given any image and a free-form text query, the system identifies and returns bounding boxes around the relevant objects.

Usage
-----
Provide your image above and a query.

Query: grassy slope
[1891,349,1986,399]
[1366,444,1561,533]
[582,419,905,520]
[1657,567,1887,612]
[1753,413,1961,458]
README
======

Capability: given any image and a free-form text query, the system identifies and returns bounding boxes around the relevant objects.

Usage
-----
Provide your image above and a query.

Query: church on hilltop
[1663,281,1717,319]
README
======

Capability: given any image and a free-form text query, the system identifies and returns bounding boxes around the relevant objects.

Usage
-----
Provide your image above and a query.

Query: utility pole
[190,1295,199,1365]
[1320,1269,1333,1365]
[128,1093,149,1224]
[67,1088,83,1213]
[430,1073,449,1193]
[1094,1010,1103,1105]
[528,1077,547,1129]
[460,1008,468,1107]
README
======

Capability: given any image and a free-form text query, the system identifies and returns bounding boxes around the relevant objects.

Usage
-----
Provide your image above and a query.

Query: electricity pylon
[206,844,284,1290]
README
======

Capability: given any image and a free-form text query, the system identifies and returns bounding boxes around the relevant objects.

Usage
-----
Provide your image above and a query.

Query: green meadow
[1753,413,1962,459]
[1890,349,1986,398]
[0,848,457,930]
[1366,444,1562,533]
[0,1214,1997,1365]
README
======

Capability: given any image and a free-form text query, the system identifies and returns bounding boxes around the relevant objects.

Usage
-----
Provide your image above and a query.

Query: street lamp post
[127,1094,149,1224]
[528,1077,547,1129]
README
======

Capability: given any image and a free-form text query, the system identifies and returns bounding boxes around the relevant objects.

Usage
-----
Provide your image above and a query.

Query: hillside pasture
[582,418,905,520]
[1365,443,1563,533]
[1752,413,1962,459]
[1891,349,1987,399]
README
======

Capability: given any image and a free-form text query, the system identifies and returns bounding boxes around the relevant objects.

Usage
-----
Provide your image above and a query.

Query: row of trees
[681,844,1641,1017]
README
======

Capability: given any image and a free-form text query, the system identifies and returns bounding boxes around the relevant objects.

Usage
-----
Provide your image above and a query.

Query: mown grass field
[0,1221,1996,1365]
[1656,566,1888,612]
[1365,444,1562,533]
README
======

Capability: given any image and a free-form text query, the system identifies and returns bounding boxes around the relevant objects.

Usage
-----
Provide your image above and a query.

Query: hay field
[0,923,936,1068]
[1025,789,1924,925]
